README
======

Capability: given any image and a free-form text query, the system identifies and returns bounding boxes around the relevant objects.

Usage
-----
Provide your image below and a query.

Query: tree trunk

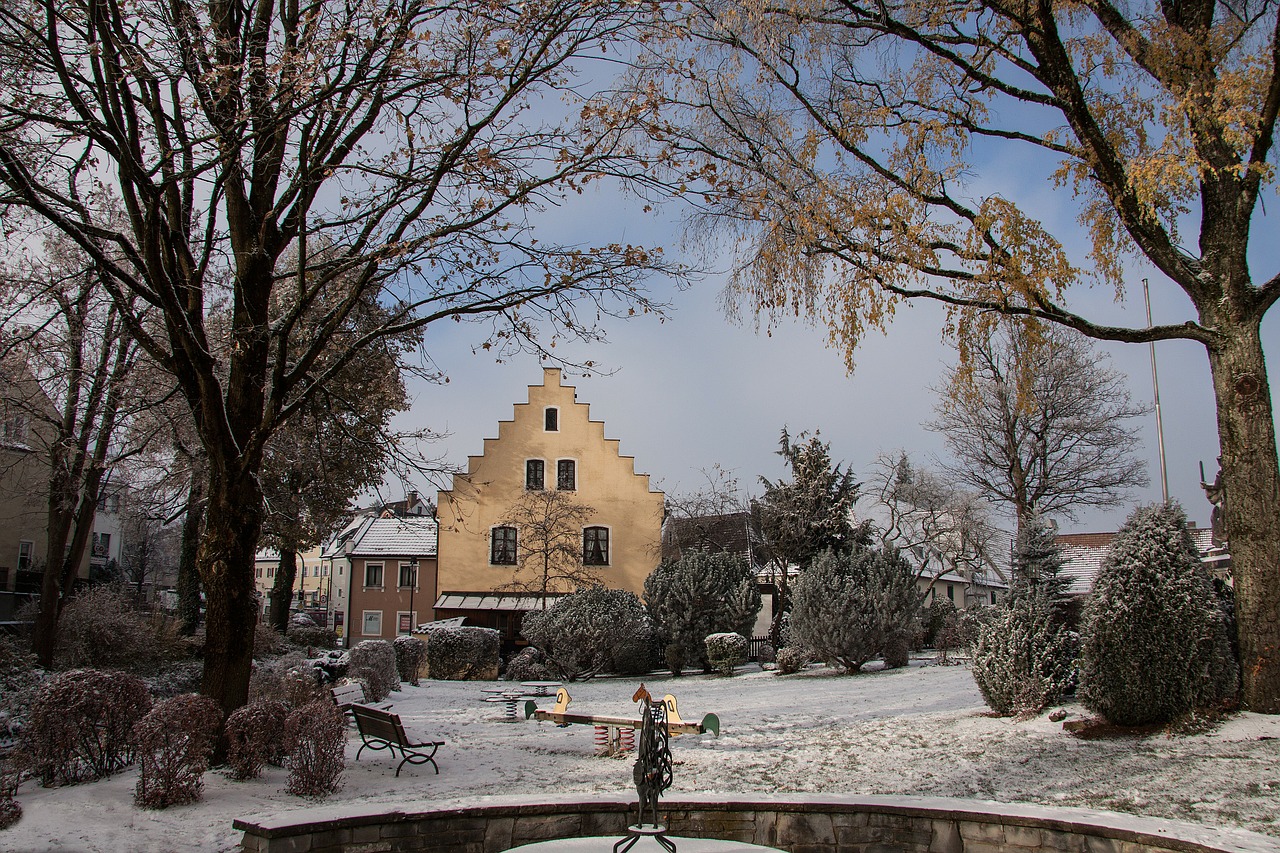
[32,463,105,667]
[268,546,299,633]
[197,466,264,722]
[1207,319,1280,712]
[176,466,205,635]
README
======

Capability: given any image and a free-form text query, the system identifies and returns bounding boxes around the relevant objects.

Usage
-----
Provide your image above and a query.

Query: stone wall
[234,794,1279,853]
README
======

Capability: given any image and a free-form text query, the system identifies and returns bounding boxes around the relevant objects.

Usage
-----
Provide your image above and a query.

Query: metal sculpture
[614,684,675,853]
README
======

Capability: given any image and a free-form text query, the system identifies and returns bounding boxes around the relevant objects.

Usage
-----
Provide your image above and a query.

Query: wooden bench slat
[349,704,445,778]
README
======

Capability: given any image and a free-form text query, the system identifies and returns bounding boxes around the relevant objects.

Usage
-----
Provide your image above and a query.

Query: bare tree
[0,0,679,716]
[499,489,601,608]
[118,492,180,600]
[865,452,1005,597]
[0,232,169,666]
[648,0,1280,710]
[929,325,1149,531]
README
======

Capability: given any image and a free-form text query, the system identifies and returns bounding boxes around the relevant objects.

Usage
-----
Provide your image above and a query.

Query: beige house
[330,515,438,645]
[436,368,664,648]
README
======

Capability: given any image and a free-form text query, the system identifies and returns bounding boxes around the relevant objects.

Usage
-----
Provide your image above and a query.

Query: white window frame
[362,610,383,637]
[490,526,518,566]
[525,458,546,491]
[364,561,384,589]
[17,540,33,572]
[396,610,419,635]
[398,561,417,590]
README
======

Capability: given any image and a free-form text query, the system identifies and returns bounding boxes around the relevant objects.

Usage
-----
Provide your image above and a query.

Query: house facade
[329,515,438,645]
[1056,523,1229,597]
[254,545,329,619]
[436,367,664,648]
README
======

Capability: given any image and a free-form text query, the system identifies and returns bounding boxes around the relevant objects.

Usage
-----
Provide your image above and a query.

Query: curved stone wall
[233,794,1279,853]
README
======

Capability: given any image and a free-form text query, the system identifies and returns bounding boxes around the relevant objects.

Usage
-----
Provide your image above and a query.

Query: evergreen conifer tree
[644,551,760,675]
[1078,503,1238,726]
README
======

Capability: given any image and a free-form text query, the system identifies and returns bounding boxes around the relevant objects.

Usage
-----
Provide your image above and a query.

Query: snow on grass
[5,659,1280,852]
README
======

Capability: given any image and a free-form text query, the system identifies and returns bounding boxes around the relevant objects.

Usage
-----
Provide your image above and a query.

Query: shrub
[644,552,761,675]
[249,652,325,708]
[254,622,289,657]
[611,621,663,676]
[882,626,912,669]
[704,632,748,676]
[283,700,346,797]
[922,598,958,649]
[23,669,152,786]
[0,634,46,749]
[789,547,920,674]
[775,647,808,674]
[521,587,648,681]
[971,604,1077,716]
[346,640,400,700]
[1079,503,1239,726]
[56,585,187,673]
[393,636,427,686]
[287,625,338,651]
[423,627,501,681]
[225,700,290,780]
[756,642,777,665]
[133,694,221,809]
[503,647,551,682]
[0,761,21,829]
[143,660,204,701]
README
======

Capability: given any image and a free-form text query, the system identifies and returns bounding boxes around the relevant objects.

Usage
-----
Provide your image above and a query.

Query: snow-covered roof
[346,516,438,557]
[434,592,564,611]
[1057,525,1228,596]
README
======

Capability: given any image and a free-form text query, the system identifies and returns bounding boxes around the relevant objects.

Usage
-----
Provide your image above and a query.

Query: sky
[388,169,1280,538]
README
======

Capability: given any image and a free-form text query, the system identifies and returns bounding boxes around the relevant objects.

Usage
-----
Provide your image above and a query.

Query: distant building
[436,368,663,650]
[327,515,438,645]
[254,545,329,617]
[1056,523,1230,597]
[661,511,777,637]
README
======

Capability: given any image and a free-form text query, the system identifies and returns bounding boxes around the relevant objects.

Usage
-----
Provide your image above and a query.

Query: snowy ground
[5,659,1280,853]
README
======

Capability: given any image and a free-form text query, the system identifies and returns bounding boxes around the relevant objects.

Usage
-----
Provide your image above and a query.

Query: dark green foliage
[1079,503,1238,726]
[753,429,868,570]
[789,547,920,673]
[922,598,958,649]
[423,627,500,680]
[644,551,760,675]
[521,587,648,681]
[970,517,1078,715]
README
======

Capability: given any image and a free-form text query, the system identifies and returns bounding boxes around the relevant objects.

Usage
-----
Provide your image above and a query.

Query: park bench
[330,682,392,722]
[349,704,445,777]
[524,687,720,756]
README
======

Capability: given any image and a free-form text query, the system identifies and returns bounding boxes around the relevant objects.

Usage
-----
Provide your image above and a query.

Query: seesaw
[524,685,721,756]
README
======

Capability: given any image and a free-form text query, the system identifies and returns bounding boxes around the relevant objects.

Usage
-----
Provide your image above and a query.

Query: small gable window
[526,459,545,491]
[544,407,559,431]
[583,526,609,566]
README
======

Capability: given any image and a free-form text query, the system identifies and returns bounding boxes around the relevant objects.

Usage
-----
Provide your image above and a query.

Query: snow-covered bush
[287,625,338,650]
[0,761,21,829]
[423,627,500,681]
[132,694,221,809]
[283,699,345,797]
[704,632,748,676]
[503,647,551,682]
[248,652,325,707]
[346,640,400,700]
[971,605,1076,716]
[225,700,290,780]
[254,622,289,657]
[789,547,920,674]
[143,660,204,701]
[23,669,152,786]
[644,552,761,675]
[0,634,45,749]
[289,612,317,629]
[1079,503,1238,726]
[56,585,187,673]
[392,636,427,686]
[521,587,648,681]
[882,626,912,669]
[757,642,777,665]
[922,598,958,649]
[970,517,1078,715]
[775,647,808,674]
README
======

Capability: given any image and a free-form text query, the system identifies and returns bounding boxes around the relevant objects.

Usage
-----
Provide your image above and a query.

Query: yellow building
[436,368,664,647]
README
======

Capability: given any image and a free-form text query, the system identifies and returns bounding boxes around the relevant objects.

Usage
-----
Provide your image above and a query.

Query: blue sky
[389,174,1279,537]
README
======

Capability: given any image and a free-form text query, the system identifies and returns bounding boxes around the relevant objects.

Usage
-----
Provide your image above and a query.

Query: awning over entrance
[433,593,564,612]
